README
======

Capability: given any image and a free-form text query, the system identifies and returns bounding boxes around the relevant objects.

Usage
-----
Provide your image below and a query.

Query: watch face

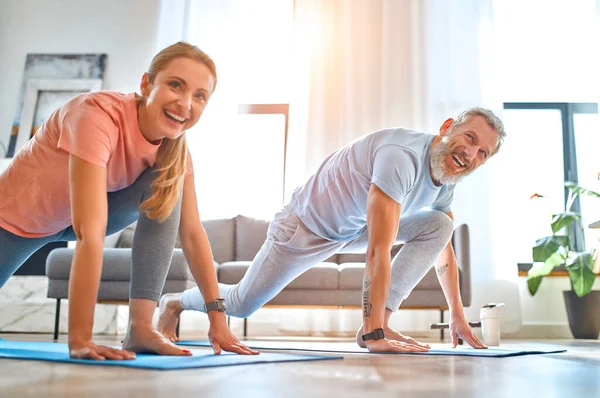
[216,299,226,311]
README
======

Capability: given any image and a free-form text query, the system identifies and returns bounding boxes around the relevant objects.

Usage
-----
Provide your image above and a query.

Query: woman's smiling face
[139,57,215,142]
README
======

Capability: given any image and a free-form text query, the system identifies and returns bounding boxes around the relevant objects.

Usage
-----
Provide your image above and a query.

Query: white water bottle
[480,303,504,346]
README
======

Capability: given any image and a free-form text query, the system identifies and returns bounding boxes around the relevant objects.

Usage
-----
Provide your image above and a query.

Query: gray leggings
[181,207,454,317]
[0,168,182,302]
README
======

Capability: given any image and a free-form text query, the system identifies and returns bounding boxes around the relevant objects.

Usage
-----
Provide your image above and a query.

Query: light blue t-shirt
[289,128,454,241]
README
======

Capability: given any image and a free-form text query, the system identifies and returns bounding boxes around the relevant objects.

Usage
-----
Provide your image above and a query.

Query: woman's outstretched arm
[67,154,135,360]
[178,174,258,355]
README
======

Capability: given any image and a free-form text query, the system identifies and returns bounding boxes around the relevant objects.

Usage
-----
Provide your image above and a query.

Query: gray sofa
[46,215,471,338]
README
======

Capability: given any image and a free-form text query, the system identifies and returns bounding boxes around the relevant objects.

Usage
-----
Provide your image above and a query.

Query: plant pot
[563,290,600,339]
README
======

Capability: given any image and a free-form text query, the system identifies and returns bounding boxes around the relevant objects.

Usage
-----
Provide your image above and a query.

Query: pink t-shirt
[0,91,193,238]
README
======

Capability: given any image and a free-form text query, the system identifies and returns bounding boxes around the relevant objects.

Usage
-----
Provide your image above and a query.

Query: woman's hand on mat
[69,340,136,360]
[366,338,430,353]
[207,322,259,355]
[450,315,487,349]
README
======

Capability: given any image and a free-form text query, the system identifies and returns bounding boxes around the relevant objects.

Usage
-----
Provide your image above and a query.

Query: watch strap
[204,298,226,312]
[361,327,385,342]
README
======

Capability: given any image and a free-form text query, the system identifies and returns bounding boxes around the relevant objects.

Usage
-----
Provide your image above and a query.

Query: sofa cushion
[337,244,403,264]
[202,218,236,264]
[338,263,365,289]
[46,248,192,281]
[339,262,441,290]
[337,253,366,264]
[47,279,197,300]
[115,218,236,264]
[266,289,360,307]
[415,268,442,289]
[218,261,339,289]
[115,223,136,248]
[235,215,269,261]
[324,253,339,263]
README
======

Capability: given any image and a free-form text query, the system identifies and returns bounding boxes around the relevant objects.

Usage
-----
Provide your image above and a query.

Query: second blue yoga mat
[178,340,567,358]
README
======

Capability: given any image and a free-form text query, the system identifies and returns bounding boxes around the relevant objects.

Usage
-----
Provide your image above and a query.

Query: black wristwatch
[204,298,226,313]
[361,328,385,342]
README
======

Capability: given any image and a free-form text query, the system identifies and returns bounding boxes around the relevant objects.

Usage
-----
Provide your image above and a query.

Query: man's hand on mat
[366,338,430,353]
[450,314,487,349]
[208,322,259,355]
[69,340,136,360]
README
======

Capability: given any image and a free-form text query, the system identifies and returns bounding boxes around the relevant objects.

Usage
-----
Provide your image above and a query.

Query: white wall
[0,0,162,152]
[514,276,600,338]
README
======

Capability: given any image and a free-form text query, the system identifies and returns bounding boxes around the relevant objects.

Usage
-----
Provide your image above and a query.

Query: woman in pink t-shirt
[0,42,257,360]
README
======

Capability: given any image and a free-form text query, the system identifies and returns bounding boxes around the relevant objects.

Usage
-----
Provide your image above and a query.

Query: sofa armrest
[452,223,471,307]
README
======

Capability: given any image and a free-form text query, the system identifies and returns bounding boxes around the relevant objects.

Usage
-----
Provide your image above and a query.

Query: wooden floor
[0,333,599,398]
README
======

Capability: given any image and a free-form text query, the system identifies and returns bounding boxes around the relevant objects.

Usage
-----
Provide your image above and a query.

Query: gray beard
[429,138,472,186]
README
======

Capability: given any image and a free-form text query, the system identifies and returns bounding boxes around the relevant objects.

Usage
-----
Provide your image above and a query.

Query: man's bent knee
[430,210,454,239]
[414,210,454,246]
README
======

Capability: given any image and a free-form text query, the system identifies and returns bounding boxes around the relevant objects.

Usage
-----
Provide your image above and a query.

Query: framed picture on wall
[14,78,102,154]
[7,53,107,157]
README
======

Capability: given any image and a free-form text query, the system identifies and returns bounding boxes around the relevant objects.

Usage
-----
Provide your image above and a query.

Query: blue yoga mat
[178,340,567,358]
[0,340,342,370]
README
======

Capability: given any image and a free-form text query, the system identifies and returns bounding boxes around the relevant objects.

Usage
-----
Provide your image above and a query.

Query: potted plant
[528,182,600,339]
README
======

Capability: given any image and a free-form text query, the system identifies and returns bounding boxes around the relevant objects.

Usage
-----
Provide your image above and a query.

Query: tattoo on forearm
[362,276,372,317]
[436,263,448,276]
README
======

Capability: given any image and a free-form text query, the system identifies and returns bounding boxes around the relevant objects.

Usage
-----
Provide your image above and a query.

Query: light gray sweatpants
[181,206,454,317]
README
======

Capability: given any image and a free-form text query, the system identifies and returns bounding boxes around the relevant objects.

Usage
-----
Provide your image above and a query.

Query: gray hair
[450,107,506,157]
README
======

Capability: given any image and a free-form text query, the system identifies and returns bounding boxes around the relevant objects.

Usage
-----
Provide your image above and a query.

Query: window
[498,107,565,262]
[503,103,599,259]
[494,0,600,261]
[185,0,294,220]
[573,114,600,248]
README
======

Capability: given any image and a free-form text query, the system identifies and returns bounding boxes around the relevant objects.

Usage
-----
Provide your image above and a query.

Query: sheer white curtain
[418,0,522,333]
[286,0,424,193]
[290,0,522,333]
[155,0,522,335]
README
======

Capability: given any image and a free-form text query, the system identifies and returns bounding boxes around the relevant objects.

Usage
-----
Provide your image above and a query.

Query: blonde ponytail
[139,136,187,222]
[138,42,216,221]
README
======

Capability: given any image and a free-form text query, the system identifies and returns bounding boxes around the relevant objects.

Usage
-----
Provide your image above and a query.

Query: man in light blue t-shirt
[163,107,505,353]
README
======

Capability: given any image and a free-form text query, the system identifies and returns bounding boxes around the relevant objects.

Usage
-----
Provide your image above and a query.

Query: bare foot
[356,326,431,349]
[123,323,191,356]
[157,293,184,342]
[356,326,368,348]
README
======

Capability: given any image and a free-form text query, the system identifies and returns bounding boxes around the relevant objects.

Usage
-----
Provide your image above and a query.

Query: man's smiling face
[430,115,498,185]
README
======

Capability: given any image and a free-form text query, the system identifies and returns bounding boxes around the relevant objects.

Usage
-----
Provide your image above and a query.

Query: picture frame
[7,53,107,157]
[14,78,102,154]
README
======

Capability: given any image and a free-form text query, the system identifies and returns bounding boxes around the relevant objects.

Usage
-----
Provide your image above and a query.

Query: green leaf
[566,253,597,297]
[550,212,580,234]
[527,276,543,296]
[528,253,563,278]
[527,253,564,296]
[565,182,600,199]
[532,236,568,262]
